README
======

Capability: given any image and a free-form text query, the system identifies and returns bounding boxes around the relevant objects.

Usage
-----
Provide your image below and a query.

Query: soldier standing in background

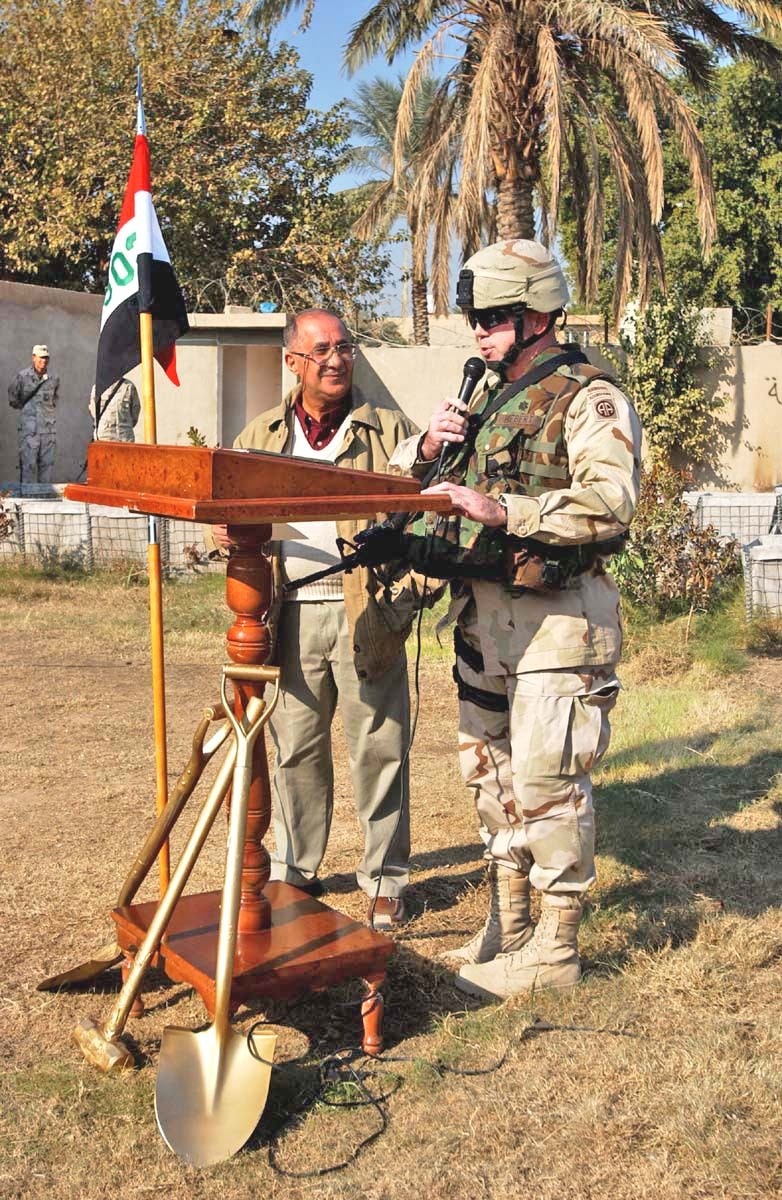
[8,344,60,485]
[392,240,642,998]
[89,376,141,441]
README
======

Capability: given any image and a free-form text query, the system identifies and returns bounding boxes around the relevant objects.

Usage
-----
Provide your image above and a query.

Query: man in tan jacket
[214,308,419,929]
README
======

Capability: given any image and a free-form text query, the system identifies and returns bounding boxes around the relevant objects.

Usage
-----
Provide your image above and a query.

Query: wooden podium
[65,442,449,1051]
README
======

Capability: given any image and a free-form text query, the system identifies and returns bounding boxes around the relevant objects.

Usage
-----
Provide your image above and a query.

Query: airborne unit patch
[592,395,617,419]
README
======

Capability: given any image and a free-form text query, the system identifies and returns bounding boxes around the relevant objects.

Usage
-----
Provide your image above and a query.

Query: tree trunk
[496,171,535,240]
[411,276,430,345]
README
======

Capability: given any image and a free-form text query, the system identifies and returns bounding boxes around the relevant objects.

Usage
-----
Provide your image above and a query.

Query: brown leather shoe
[368,895,408,931]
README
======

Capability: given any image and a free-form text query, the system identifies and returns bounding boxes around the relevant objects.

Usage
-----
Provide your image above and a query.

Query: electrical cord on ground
[246,1008,642,1177]
[246,1019,402,1178]
[367,444,453,930]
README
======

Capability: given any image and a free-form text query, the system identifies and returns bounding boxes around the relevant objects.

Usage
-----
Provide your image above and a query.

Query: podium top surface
[64,442,451,524]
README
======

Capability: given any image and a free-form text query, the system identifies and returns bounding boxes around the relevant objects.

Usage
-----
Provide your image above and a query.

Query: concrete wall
[355,343,617,433]
[1,281,102,483]
[695,343,782,491]
[0,289,286,483]
[124,312,286,449]
[2,281,781,492]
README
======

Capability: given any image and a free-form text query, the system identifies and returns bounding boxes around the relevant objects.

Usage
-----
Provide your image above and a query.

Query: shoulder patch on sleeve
[591,393,617,420]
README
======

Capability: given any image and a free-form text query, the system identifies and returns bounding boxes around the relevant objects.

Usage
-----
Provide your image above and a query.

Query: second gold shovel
[154,665,279,1167]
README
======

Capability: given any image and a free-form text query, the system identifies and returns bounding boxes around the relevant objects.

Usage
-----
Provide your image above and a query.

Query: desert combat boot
[455,896,583,999]
[442,862,533,965]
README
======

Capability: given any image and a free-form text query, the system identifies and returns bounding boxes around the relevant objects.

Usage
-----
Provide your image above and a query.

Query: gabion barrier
[687,488,782,619]
[0,496,217,577]
[742,536,782,619]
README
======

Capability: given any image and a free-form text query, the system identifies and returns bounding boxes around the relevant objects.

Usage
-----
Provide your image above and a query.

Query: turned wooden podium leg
[225,523,274,935]
[110,524,394,1032]
[361,977,385,1055]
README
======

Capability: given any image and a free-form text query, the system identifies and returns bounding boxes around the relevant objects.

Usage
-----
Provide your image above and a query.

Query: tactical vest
[402,348,618,588]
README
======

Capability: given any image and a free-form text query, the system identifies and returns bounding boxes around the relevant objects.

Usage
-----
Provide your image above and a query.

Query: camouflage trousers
[19,431,56,484]
[455,615,619,897]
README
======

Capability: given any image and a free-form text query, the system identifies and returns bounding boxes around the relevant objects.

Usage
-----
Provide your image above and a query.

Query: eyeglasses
[466,308,518,331]
[287,341,358,366]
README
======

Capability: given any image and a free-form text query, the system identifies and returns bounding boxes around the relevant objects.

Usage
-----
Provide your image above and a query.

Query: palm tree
[250,0,782,318]
[346,73,458,344]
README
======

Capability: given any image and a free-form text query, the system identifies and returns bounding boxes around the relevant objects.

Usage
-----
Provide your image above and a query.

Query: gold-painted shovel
[39,703,230,991]
[73,723,239,1073]
[155,664,280,1167]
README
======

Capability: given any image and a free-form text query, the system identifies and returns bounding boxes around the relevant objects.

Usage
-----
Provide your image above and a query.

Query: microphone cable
[366,357,486,930]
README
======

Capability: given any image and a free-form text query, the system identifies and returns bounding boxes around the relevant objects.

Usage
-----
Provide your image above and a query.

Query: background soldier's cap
[32,344,50,357]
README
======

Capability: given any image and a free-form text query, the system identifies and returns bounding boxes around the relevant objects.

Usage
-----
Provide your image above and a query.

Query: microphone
[363,357,488,547]
[436,356,486,478]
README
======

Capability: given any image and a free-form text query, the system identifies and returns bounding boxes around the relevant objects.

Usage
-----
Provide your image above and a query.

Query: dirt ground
[3,573,782,1200]
[0,574,502,1194]
[0,579,485,1030]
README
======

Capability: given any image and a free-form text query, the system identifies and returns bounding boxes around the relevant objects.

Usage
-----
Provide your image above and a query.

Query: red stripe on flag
[117,134,151,230]
[156,343,180,386]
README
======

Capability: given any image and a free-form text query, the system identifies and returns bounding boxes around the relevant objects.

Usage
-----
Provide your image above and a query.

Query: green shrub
[613,462,740,617]
[617,289,722,466]
[0,492,14,542]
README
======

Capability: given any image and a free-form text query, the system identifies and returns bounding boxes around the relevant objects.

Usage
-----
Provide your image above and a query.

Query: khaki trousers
[269,600,410,898]
[455,616,619,897]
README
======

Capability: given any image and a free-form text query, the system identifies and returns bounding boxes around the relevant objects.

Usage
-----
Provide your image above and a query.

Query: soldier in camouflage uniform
[390,241,641,998]
[89,377,141,441]
[8,344,60,485]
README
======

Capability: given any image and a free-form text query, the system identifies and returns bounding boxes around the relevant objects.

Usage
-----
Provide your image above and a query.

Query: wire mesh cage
[685,491,778,547]
[742,537,782,619]
[687,486,782,619]
[0,494,218,578]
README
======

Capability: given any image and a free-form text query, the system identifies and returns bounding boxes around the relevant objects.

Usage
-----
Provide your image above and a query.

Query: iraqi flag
[95,74,189,402]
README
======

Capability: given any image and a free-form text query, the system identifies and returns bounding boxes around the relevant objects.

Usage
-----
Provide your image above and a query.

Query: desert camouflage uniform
[392,348,641,898]
[89,378,141,442]
[8,366,60,484]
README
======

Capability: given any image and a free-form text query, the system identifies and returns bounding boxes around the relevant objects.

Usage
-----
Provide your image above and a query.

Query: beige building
[1,280,780,492]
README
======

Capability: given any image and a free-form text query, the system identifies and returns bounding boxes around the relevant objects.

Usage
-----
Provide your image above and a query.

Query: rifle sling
[17,376,47,408]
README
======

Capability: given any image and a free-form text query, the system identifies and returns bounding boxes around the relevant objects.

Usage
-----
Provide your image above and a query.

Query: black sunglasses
[466,307,519,331]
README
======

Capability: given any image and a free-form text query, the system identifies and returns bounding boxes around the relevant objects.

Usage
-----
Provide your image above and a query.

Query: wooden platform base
[112,882,394,1052]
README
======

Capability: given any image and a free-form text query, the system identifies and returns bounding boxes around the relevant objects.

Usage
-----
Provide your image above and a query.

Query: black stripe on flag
[94,255,188,398]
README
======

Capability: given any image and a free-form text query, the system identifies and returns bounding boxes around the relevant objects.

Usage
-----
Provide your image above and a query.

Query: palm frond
[344,0,449,72]
[392,37,438,185]
[351,177,400,240]
[242,0,313,30]
[649,76,716,253]
[554,0,681,73]
[535,24,566,233]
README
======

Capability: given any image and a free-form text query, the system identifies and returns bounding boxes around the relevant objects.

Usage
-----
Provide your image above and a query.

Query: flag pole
[141,314,170,895]
[95,67,188,898]
[137,75,170,896]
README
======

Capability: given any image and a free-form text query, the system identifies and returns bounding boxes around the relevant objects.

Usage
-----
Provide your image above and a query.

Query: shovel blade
[155,1024,276,1167]
[37,942,123,991]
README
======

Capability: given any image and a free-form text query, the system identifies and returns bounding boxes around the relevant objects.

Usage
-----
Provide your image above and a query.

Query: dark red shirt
[294,395,352,450]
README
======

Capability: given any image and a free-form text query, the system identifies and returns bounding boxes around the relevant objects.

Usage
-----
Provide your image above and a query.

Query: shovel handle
[102,738,238,1043]
[212,675,279,1036]
[117,705,231,907]
[223,664,281,684]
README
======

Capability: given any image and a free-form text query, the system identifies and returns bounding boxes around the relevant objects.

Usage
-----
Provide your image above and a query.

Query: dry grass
[1,568,782,1199]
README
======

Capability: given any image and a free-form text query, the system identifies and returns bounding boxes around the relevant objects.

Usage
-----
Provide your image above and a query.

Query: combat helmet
[456,239,569,375]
